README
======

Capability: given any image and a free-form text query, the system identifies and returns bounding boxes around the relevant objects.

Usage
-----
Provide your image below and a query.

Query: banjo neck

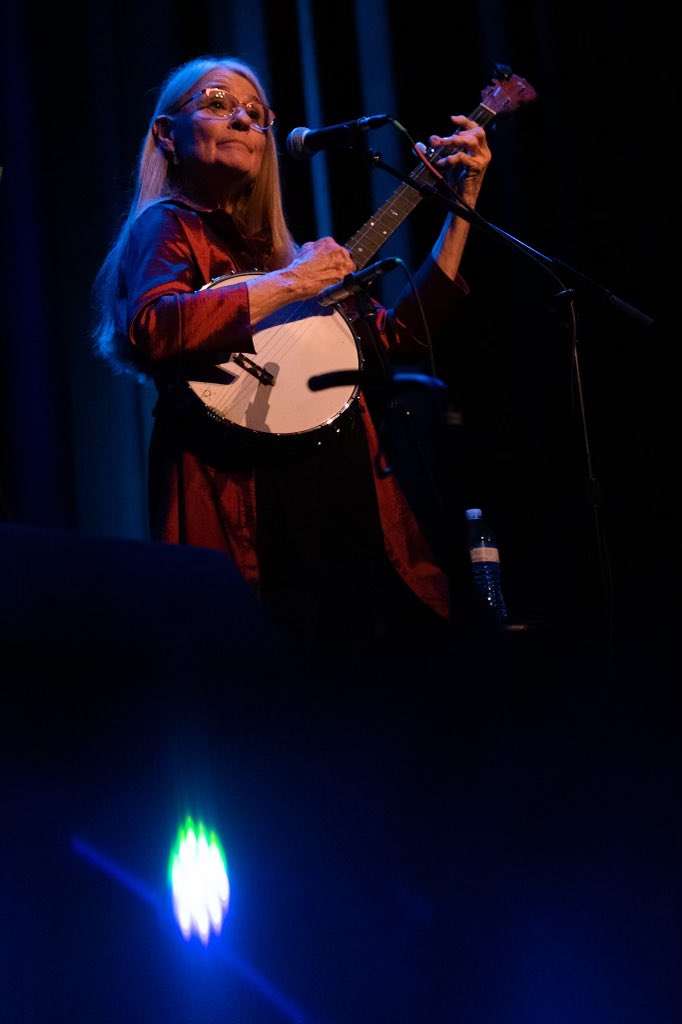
[346,67,537,269]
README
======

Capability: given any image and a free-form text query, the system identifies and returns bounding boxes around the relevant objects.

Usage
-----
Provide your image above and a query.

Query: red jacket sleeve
[388,256,470,355]
[120,203,256,373]
[345,256,470,360]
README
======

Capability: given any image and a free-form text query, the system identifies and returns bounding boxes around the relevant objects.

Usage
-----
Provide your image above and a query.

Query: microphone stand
[365,148,654,327]
[357,147,656,640]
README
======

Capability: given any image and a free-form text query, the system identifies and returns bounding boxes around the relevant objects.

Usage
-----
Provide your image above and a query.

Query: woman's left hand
[428,115,491,202]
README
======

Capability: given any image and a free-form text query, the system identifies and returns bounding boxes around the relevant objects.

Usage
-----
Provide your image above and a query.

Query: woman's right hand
[247,238,356,323]
[281,238,357,298]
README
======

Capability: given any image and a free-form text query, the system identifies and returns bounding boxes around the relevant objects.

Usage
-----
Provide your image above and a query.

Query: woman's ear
[153,115,176,159]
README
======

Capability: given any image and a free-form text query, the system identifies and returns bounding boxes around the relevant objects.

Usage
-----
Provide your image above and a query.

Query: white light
[170,818,230,944]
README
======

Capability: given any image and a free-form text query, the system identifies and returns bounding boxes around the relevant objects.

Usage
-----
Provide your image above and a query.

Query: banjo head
[186,272,362,438]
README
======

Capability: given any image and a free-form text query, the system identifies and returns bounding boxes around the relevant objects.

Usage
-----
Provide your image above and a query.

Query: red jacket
[120,199,469,619]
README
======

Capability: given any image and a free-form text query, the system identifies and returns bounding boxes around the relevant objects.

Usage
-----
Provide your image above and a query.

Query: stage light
[169,817,230,945]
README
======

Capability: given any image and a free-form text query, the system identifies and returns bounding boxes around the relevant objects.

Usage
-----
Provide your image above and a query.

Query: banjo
[185,67,536,439]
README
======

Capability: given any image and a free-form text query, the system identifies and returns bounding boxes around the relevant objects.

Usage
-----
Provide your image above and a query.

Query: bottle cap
[465,508,482,520]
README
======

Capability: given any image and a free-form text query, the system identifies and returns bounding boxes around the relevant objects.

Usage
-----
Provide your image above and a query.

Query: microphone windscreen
[286,127,309,160]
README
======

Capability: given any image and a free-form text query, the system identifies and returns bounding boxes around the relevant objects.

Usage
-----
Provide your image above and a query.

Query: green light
[169,816,230,944]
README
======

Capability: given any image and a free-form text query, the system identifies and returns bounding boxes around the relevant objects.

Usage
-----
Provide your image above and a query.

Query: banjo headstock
[479,63,538,118]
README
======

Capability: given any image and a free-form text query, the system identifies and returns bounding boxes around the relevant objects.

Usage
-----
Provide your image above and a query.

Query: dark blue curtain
[0,3,676,1023]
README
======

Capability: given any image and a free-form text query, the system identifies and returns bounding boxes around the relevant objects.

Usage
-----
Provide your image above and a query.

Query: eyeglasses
[176,88,276,132]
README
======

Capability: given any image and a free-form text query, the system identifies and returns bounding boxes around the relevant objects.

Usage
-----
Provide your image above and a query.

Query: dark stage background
[0,2,678,1023]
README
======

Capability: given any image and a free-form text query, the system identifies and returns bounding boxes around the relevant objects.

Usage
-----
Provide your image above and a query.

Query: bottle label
[469,546,500,564]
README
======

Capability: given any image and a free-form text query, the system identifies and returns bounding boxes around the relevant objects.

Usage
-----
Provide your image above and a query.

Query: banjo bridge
[232,352,276,387]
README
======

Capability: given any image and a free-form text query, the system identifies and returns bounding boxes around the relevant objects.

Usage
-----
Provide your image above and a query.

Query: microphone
[286,114,392,160]
[316,257,403,307]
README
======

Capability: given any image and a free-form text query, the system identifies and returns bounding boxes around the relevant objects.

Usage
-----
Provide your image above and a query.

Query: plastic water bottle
[465,507,509,626]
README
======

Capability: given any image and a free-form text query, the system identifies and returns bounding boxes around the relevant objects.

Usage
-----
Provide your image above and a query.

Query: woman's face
[157,70,270,205]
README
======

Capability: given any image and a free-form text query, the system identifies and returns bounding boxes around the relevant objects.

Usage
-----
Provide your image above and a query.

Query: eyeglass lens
[203,89,272,129]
